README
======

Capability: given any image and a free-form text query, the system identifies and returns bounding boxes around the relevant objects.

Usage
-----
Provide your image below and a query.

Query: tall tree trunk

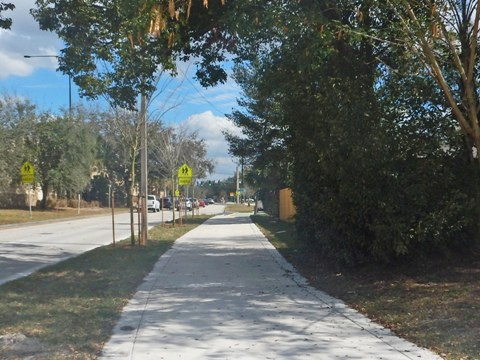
[40,182,49,209]
[129,146,137,246]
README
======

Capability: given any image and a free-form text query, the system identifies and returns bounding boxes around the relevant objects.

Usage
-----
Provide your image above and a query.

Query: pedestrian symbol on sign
[20,161,35,184]
[177,163,193,186]
[21,162,34,175]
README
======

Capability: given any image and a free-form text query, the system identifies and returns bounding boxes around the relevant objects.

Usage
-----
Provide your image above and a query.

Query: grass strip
[225,203,255,213]
[0,216,210,359]
[251,213,480,360]
[0,208,120,225]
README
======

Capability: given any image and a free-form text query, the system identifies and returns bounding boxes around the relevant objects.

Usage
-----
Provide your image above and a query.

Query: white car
[176,198,192,211]
[147,195,160,212]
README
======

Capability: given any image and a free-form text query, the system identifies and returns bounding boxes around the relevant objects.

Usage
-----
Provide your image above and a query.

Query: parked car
[190,198,199,209]
[147,195,160,212]
[176,198,192,211]
[161,197,172,210]
[206,198,215,205]
[256,200,264,211]
[198,199,206,207]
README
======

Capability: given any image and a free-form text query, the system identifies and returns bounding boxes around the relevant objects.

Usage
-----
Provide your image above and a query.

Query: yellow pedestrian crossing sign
[177,163,193,186]
[177,163,192,178]
[21,161,34,184]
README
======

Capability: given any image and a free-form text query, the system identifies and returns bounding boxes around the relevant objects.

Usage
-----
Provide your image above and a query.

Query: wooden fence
[279,188,296,220]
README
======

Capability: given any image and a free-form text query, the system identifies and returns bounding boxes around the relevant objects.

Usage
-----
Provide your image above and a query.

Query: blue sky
[0,1,243,180]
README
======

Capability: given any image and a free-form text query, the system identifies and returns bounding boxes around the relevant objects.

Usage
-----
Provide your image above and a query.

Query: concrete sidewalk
[100,213,442,360]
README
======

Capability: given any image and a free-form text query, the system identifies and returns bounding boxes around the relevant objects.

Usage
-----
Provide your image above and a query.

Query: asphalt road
[0,204,226,286]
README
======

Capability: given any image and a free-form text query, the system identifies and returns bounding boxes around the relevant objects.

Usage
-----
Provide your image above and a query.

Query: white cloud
[0,51,31,78]
[180,111,243,180]
[0,0,62,79]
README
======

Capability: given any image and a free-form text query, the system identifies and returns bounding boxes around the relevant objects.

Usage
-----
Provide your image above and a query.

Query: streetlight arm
[24,55,59,58]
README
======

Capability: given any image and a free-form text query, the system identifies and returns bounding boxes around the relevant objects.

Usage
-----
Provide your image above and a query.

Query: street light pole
[23,55,72,113]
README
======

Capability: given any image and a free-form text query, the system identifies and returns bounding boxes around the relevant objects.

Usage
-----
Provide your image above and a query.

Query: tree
[149,123,214,219]
[98,108,142,244]
[178,129,215,181]
[150,125,185,189]
[32,0,480,261]
[224,1,476,264]
[349,0,480,241]
[377,1,480,161]
[31,0,229,110]
[225,63,293,215]
[0,96,36,193]
[27,110,98,209]
[32,0,229,244]
[0,2,14,30]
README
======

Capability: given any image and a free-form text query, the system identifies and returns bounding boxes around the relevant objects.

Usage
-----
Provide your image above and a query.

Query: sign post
[177,164,193,226]
[20,161,35,218]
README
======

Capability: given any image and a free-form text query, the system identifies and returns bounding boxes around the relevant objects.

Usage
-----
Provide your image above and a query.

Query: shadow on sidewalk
[204,215,252,226]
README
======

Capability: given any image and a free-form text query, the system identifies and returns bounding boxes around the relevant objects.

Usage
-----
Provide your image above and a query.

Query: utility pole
[236,165,240,204]
[139,93,148,246]
[241,155,244,204]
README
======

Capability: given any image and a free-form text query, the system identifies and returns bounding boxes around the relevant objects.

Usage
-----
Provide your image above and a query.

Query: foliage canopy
[30,0,480,263]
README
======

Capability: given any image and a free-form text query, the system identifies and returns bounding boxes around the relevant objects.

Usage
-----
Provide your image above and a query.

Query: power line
[177,66,228,115]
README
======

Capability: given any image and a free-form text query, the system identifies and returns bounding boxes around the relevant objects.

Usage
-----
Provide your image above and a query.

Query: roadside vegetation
[2,1,480,357]
[3,2,478,267]
[0,216,210,359]
[2,208,479,359]
[252,213,480,360]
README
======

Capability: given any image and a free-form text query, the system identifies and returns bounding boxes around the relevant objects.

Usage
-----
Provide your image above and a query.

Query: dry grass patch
[0,215,210,359]
[0,208,119,225]
[225,203,255,213]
